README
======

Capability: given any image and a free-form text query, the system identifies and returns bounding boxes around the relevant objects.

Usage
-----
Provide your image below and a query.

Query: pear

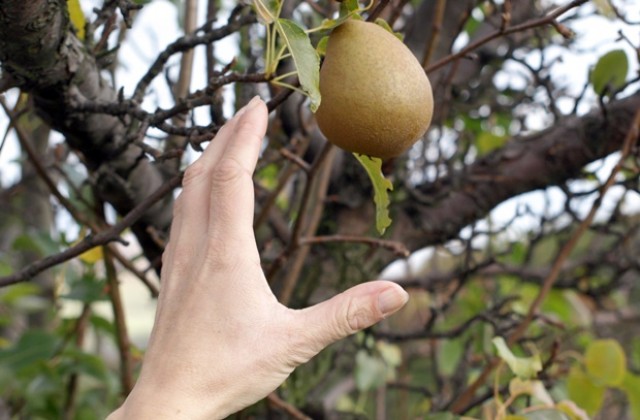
[315,19,433,159]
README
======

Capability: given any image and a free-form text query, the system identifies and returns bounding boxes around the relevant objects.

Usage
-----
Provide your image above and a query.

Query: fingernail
[377,287,409,317]
[234,96,262,119]
[246,95,263,110]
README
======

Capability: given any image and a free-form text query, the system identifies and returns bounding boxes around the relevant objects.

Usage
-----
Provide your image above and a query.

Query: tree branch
[0,0,175,266]
[425,0,587,73]
[0,174,182,287]
[403,92,640,251]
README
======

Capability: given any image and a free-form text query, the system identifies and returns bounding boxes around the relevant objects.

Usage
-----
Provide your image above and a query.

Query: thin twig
[279,147,311,173]
[421,0,446,68]
[264,139,336,303]
[425,0,587,73]
[500,0,512,32]
[266,392,312,420]
[265,142,334,284]
[367,0,391,22]
[133,10,256,101]
[63,304,92,418]
[0,96,94,227]
[277,145,337,305]
[103,244,134,396]
[0,174,182,287]
[299,235,409,258]
[509,110,639,344]
[254,162,300,232]
[163,0,199,168]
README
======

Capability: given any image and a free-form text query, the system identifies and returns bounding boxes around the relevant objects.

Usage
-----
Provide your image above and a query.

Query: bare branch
[0,174,182,287]
[299,235,410,258]
[425,0,588,73]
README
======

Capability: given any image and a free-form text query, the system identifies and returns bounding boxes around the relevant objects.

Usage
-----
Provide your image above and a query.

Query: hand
[108,96,409,419]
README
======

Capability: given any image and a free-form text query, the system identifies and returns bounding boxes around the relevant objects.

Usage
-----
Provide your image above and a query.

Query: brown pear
[315,19,433,159]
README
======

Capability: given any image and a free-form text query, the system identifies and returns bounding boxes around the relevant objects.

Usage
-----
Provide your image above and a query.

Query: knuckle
[182,159,208,187]
[345,295,375,333]
[210,157,248,187]
[163,243,195,278]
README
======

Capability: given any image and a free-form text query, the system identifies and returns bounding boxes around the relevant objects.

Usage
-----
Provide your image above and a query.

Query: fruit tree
[0,0,639,418]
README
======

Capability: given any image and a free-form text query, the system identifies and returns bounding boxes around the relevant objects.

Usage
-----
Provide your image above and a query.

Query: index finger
[164,97,266,269]
[207,97,268,241]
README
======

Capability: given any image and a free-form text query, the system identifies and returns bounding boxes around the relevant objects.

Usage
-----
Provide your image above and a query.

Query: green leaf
[584,339,626,386]
[316,36,329,56]
[437,338,464,376]
[621,373,640,419]
[0,331,59,372]
[354,350,387,391]
[492,337,542,379]
[256,163,280,190]
[313,14,355,34]
[61,274,107,303]
[353,154,393,235]
[593,0,616,19]
[339,0,360,17]
[90,314,116,337]
[590,49,629,96]
[0,283,41,305]
[476,132,507,155]
[0,260,12,276]
[566,365,605,416]
[554,401,590,420]
[377,341,402,367]
[374,18,403,41]
[506,242,527,265]
[508,378,553,405]
[336,394,358,413]
[275,19,321,112]
[60,349,109,381]
[522,410,571,420]
[12,233,59,257]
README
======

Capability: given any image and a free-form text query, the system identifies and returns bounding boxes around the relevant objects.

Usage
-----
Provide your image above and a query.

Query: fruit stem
[272,71,298,81]
[273,45,289,65]
[265,24,274,76]
[271,79,306,96]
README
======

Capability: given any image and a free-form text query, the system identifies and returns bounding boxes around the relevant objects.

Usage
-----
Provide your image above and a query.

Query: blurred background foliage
[0,0,639,418]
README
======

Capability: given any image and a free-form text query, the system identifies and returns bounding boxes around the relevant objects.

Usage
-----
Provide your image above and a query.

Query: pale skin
[107,96,409,419]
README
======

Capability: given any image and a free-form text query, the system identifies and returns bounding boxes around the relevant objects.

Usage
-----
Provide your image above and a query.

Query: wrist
[107,383,228,420]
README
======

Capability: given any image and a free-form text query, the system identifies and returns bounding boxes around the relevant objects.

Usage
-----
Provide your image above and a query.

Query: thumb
[291,281,409,360]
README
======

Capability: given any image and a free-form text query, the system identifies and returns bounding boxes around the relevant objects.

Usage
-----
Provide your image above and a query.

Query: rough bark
[0,0,172,266]
[401,92,640,250]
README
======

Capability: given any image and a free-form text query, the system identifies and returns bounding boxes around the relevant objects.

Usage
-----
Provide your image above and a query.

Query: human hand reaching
[108,96,409,419]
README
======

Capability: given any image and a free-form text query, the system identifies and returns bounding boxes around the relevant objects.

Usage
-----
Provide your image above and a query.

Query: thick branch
[404,92,640,250]
[0,0,172,265]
